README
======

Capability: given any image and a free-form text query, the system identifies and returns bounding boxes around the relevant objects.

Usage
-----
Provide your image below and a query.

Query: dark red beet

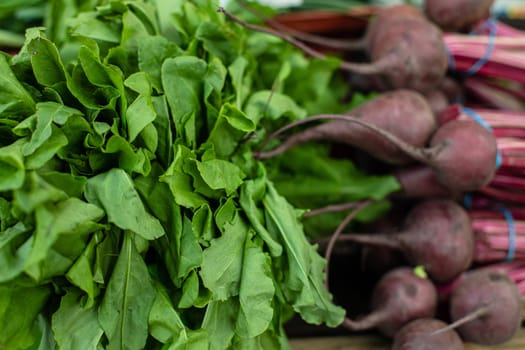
[338,199,474,282]
[425,0,495,32]
[449,269,523,345]
[219,5,448,92]
[427,120,498,191]
[363,7,448,92]
[392,318,464,350]
[344,267,437,337]
[257,90,436,164]
[258,109,498,193]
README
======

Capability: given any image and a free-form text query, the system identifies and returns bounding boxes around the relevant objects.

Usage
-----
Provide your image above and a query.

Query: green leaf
[178,215,203,280]
[69,12,121,43]
[52,289,104,350]
[0,54,35,119]
[196,158,245,195]
[236,239,275,338]
[244,90,306,123]
[160,145,207,209]
[228,56,250,109]
[263,181,345,327]
[138,36,182,93]
[0,284,51,350]
[162,56,207,148]
[178,269,199,309]
[124,73,157,143]
[201,299,238,350]
[26,28,67,87]
[98,232,156,350]
[0,142,25,192]
[205,103,255,159]
[0,222,31,283]
[200,201,246,301]
[148,282,187,344]
[25,197,105,273]
[85,168,165,240]
[239,167,282,257]
[65,233,101,306]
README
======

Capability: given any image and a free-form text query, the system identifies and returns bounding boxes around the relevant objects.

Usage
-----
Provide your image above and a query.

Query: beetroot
[362,5,448,92]
[392,318,464,350]
[219,5,448,92]
[338,199,474,282]
[343,267,437,337]
[257,90,436,165]
[449,269,523,345]
[258,106,498,193]
[425,0,495,32]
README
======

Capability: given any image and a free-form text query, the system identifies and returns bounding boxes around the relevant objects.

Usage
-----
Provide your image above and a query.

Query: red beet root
[392,318,464,350]
[343,267,438,337]
[425,0,495,32]
[257,90,436,165]
[338,199,474,282]
[258,111,498,193]
[449,269,523,345]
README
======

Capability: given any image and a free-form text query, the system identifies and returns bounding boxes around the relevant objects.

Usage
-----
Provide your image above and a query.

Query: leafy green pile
[0,1,399,349]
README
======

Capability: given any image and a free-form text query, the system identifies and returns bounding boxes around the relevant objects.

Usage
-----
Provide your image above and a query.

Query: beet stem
[255,114,434,164]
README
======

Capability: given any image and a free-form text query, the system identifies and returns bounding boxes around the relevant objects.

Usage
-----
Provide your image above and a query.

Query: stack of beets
[223,0,525,348]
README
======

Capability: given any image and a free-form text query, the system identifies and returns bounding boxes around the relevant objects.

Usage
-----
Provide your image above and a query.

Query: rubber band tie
[466,17,497,76]
[463,192,473,209]
[498,207,516,262]
[447,17,497,76]
[461,106,502,169]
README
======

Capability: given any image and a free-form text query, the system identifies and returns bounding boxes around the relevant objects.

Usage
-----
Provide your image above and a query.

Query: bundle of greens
[0,1,399,349]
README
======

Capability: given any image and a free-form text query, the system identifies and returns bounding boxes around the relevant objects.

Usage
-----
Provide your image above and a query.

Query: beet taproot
[219,5,448,92]
[449,269,523,345]
[392,318,464,350]
[424,0,495,32]
[256,89,436,165]
[337,199,474,282]
[343,267,438,337]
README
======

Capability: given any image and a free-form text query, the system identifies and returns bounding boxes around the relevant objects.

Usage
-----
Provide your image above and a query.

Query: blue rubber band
[445,45,456,72]
[463,192,473,209]
[498,207,516,262]
[463,18,497,76]
[461,107,502,169]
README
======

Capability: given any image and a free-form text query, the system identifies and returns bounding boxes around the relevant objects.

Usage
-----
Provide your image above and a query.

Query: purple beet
[392,318,464,350]
[338,199,474,282]
[257,108,498,193]
[219,5,448,92]
[449,269,523,345]
[257,89,436,165]
[425,0,495,32]
[343,267,438,337]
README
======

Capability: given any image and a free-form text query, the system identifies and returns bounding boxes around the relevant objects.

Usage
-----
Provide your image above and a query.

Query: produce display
[1,0,525,349]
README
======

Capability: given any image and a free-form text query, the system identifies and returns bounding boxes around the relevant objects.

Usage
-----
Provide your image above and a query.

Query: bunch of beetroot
[221,1,525,348]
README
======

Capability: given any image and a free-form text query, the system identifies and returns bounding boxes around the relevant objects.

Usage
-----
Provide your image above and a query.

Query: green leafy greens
[0,1,399,349]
